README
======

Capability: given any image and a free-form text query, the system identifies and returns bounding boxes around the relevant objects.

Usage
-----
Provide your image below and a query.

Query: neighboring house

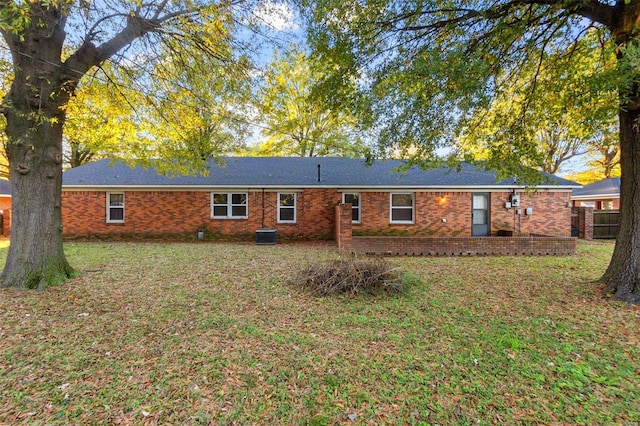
[0,179,11,237]
[61,157,578,241]
[0,179,11,213]
[571,178,621,239]
[571,178,620,210]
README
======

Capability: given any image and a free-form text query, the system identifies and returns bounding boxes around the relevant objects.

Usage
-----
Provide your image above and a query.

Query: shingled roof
[0,179,11,196]
[572,177,620,199]
[62,157,578,189]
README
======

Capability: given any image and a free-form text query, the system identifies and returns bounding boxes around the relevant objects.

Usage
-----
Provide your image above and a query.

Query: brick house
[0,179,11,237]
[571,178,620,210]
[61,157,578,241]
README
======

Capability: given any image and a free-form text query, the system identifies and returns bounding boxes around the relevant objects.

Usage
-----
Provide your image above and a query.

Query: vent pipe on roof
[317,164,321,182]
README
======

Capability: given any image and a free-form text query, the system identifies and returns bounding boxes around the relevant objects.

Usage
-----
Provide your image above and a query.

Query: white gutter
[62,184,578,191]
[571,193,620,200]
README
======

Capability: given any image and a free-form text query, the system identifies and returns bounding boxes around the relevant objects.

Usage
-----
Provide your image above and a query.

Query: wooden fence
[593,211,619,239]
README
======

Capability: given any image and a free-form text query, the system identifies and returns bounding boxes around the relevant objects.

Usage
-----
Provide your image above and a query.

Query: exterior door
[472,193,490,236]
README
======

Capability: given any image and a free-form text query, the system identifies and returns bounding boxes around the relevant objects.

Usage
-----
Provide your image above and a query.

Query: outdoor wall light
[439,195,447,204]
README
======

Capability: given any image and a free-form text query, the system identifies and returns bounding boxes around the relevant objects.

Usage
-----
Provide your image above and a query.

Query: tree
[456,35,617,175]
[0,1,252,289]
[254,45,368,157]
[305,0,640,303]
[63,64,144,168]
[142,44,252,174]
[565,129,621,184]
[588,129,621,180]
[0,55,12,178]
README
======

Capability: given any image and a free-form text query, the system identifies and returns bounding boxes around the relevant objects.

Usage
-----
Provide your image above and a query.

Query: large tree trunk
[598,21,640,304]
[0,1,175,289]
[600,102,640,303]
[0,115,75,290]
[0,3,76,289]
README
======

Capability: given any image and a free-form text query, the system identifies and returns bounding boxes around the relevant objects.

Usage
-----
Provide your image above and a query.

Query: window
[107,193,124,223]
[601,201,614,210]
[211,193,248,219]
[390,193,414,223]
[343,193,361,223]
[580,201,596,208]
[278,192,296,223]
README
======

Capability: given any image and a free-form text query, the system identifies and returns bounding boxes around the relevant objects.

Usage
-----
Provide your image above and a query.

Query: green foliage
[456,30,618,176]
[62,65,145,168]
[0,57,13,178]
[303,0,626,182]
[253,45,369,157]
[1,3,254,174]
[0,1,32,34]
[141,43,253,175]
[1,0,256,174]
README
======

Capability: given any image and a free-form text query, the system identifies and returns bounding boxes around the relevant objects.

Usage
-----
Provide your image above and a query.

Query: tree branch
[383,0,616,33]
[63,5,200,83]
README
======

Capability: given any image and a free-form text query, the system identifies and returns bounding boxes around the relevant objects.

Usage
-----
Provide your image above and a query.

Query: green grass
[0,240,638,424]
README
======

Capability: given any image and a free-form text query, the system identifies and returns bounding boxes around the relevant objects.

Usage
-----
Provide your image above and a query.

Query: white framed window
[278,192,296,223]
[211,193,248,219]
[106,192,125,223]
[390,193,414,223]
[342,193,361,223]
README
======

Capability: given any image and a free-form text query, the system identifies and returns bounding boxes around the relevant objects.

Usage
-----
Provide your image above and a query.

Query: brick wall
[353,190,571,237]
[351,235,576,256]
[0,196,10,237]
[573,207,594,240]
[1,209,10,237]
[0,196,11,213]
[491,191,572,236]
[335,203,352,251]
[62,188,572,240]
[354,191,471,236]
[573,198,620,210]
[62,189,341,240]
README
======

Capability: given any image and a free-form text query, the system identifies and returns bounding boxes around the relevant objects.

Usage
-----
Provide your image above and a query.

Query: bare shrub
[291,257,405,296]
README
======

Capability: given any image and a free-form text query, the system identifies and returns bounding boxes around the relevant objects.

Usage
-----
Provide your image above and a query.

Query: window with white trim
[342,193,361,223]
[107,193,125,223]
[278,192,296,223]
[390,193,414,223]
[211,193,248,219]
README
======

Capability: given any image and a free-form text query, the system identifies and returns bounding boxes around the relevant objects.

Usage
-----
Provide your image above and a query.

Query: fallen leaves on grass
[0,241,638,424]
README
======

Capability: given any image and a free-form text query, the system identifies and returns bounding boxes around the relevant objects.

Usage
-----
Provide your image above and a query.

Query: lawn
[0,240,638,425]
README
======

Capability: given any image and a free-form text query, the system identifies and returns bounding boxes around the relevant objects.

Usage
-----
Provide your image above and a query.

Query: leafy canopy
[253,45,369,157]
[1,0,258,172]
[303,0,626,181]
[456,30,618,176]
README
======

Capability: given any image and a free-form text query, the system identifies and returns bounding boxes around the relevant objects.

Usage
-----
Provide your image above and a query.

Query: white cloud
[252,1,299,31]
